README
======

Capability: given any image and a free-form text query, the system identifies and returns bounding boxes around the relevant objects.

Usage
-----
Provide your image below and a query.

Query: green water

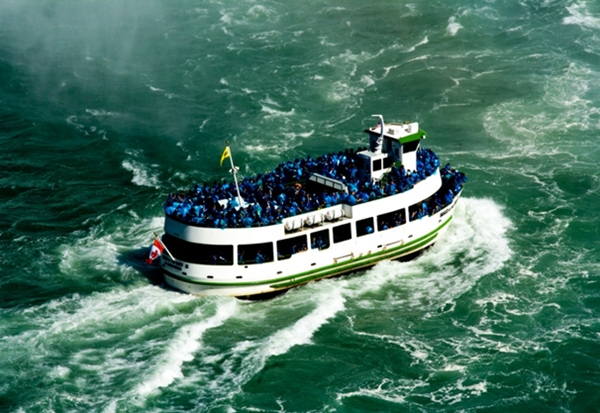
[1,1,599,412]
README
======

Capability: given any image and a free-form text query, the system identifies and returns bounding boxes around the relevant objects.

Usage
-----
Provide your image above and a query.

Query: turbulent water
[1,0,599,412]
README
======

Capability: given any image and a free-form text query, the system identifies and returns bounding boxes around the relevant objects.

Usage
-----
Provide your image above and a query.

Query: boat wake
[128,285,347,409]
[340,196,512,311]
[134,298,239,398]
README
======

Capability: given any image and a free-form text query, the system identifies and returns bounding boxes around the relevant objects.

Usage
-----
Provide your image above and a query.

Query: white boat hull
[160,188,461,298]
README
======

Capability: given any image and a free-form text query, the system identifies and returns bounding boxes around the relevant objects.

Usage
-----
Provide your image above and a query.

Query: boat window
[373,159,382,172]
[356,217,374,237]
[310,229,330,251]
[403,140,419,153]
[409,200,430,222]
[383,156,394,169]
[277,235,308,260]
[377,208,406,231]
[162,234,233,265]
[333,223,352,244]
[238,242,273,265]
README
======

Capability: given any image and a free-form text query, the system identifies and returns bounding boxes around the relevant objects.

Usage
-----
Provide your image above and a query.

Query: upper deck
[163,144,441,229]
[162,117,468,231]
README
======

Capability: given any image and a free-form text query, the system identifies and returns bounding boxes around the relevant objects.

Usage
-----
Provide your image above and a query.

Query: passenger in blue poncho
[255,250,265,264]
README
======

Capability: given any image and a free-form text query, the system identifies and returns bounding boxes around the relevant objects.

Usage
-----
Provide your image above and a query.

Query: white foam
[66,115,85,130]
[484,61,600,158]
[443,364,467,372]
[333,197,512,317]
[268,289,345,355]
[121,159,160,188]
[379,198,510,310]
[50,365,71,379]
[242,138,303,159]
[325,80,364,103]
[446,16,463,36]
[59,213,165,285]
[563,3,600,30]
[381,64,400,78]
[170,286,347,403]
[220,12,233,25]
[475,292,519,308]
[135,298,238,397]
[337,377,427,405]
[260,104,295,118]
[247,5,276,19]
[85,109,118,117]
[102,400,117,413]
[360,75,375,87]
[22,286,195,340]
[147,85,163,92]
[2,286,204,413]
[282,130,314,140]
[406,36,428,52]
[231,287,345,376]
[406,54,430,63]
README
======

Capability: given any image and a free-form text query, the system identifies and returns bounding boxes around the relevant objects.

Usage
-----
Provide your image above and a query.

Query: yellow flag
[220,146,230,166]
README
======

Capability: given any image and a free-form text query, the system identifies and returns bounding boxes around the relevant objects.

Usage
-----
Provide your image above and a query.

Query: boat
[156,115,466,298]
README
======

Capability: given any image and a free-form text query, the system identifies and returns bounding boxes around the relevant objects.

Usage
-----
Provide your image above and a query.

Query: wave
[137,285,348,409]
[135,298,239,398]
[260,104,295,119]
[446,16,463,36]
[406,36,429,53]
[336,376,489,407]
[483,61,600,161]
[122,159,160,188]
[343,197,512,311]
[247,5,276,19]
[563,2,600,30]
[59,211,164,286]
[1,285,201,411]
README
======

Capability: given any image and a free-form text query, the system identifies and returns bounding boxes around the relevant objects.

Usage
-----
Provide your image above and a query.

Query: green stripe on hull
[163,216,452,290]
[270,230,438,289]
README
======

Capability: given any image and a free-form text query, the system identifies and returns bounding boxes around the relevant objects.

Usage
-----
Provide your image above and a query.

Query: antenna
[371,114,384,154]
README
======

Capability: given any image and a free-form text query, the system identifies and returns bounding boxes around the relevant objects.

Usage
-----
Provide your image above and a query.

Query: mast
[223,141,245,208]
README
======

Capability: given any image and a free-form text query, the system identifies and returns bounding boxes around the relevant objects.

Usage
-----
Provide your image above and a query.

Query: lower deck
[160,193,460,297]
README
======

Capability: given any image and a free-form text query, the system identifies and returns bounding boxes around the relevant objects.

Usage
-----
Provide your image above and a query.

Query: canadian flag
[146,238,164,264]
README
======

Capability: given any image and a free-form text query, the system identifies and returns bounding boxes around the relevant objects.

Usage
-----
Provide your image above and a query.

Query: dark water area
[1,1,600,412]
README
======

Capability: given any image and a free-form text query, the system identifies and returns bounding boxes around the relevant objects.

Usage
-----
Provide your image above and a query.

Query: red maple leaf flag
[146,238,164,264]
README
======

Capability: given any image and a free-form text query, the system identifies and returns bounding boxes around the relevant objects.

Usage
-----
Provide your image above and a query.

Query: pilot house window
[373,159,382,171]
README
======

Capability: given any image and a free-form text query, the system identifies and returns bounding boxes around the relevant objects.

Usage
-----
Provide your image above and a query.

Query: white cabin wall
[402,148,418,171]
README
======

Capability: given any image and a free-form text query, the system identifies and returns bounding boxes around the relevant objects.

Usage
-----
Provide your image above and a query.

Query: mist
[0,0,174,120]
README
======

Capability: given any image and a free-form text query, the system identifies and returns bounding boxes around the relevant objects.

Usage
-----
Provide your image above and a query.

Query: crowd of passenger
[163,147,466,229]
[407,163,468,221]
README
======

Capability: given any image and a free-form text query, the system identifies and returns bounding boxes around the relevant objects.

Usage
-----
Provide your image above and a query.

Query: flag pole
[153,232,176,261]
[225,141,245,207]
